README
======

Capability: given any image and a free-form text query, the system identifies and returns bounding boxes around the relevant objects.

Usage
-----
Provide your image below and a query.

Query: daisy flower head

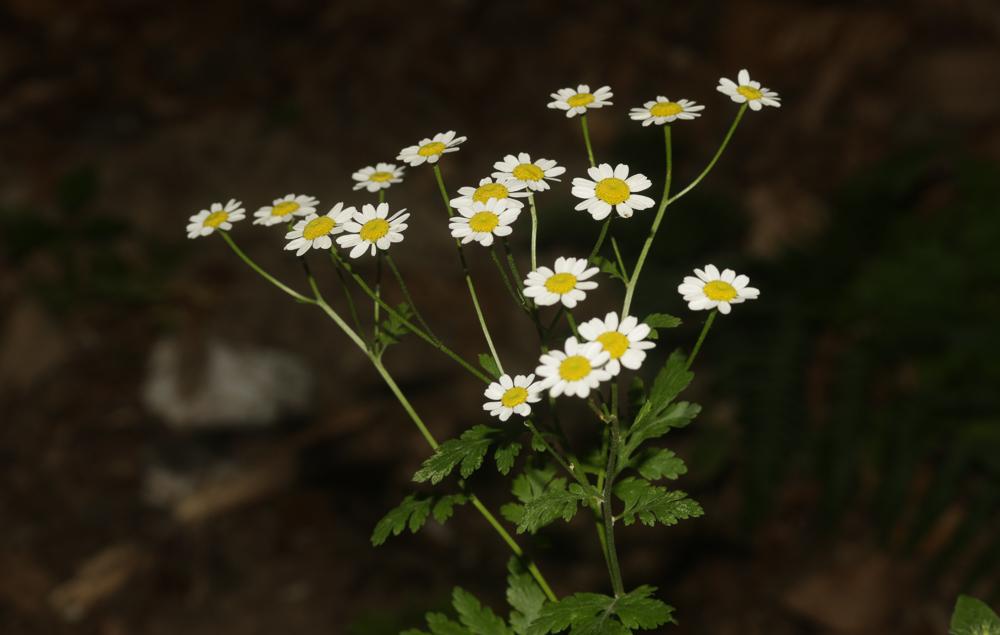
[717,69,781,111]
[629,97,705,126]
[186,199,245,239]
[483,373,543,422]
[253,194,319,226]
[678,264,760,315]
[336,203,410,259]
[535,337,613,398]
[492,153,566,193]
[578,312,655,376]
[572,163,654,221]
[284,203,353,256]
[449,198,521,247]
[450,177,526,212]
[397,131,467,167]
[523,257,599,308]
[548,84,613,118]
[352,162,404,192]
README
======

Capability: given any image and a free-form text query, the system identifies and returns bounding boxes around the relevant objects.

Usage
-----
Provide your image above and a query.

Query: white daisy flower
[535,337,613,398]
[449,198,521,247]
[629,97,705,126]
[578,312,656,376]
[716,69,781,111]
[253,194,319,226]
[336,203,409,259]
[548,84,613,118]
[284,203,354,256]
[491,153,566,193]
[571,163,655,221]
[677,264,760,315]
[186,199,245,239]
[397,130,467,167]
[450,177,527,213]
[522,257,599,308]
[352,162,404,192]
[483,373,543,421]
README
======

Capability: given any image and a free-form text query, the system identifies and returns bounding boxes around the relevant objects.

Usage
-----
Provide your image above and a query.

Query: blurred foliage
[1,166,181,314]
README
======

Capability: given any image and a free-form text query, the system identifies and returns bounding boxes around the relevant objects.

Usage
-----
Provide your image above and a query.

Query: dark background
[2,1,999,633]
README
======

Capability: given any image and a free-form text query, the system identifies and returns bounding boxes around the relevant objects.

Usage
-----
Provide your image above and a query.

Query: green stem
[565,310,580,339]
[622,106,746,315]
[588,218,611,261]
[491,247,525,308]
[334,250,490,383]
[602,385,626,597]
[502,237,524,294]
[685,309,717,371]
[580,114,596,168]
[432,164,505,375]
[378,189,386,204]
[333,257,366,338]
[374,253,382,345]
[371,357,437,449]
[385,254,437,340]
[528,193,539,271]
[610,236,628,280]
[219,232,311,303]
[525,421,591,491]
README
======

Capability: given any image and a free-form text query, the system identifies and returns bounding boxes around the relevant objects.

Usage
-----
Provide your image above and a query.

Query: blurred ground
[2,1,1000,633]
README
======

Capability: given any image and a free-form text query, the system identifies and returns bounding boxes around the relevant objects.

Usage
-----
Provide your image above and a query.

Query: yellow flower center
[473,182,509,203]
[369,171,394,182]
[737,85,763,101]
[468,211,500,233]
[596,331,629,359]
[271,201,300,217]
[594,178,630,204]
[703,280,737,301]
[501,386,529,408]
[558,355,591,381]
[302,216,335,240]
[650,102,684,117]
[512,163,544,181]
[360,218,390,242]
[418,141,446,157]
[203,211,229,228]
[566,93,594,108]
[544,273,577,294]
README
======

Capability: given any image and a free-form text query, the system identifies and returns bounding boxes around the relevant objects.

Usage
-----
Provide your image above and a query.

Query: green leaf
[479,353,502,380]
[452,587,513,635]
[621,401,700,466]
[371,493,468,546]
[495,442,522,475]
[631,447,688,481]
[591,255,627,284]
[614,477,703,527]
[527,586,674,635]
[950,595,1000,635]
[377,302,414,347]
[643,313,682,340]
[414,425,499,484]
[516,478,590,534]
[500,466,557,525]
[425,612,468,635]
[507,559,547,635]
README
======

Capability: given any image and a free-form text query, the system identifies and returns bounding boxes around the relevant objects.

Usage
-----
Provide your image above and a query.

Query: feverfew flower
[717,69,781,111]
[284,203,353,256]
[450,177,526,212]
[629,97,705,126]
[535,337,612,398]
[397,131,467,167]
[678,264,760,314]
[578,312,655,376]
[336,203,409,259]
[254,194,318,226]
[492,153,566,193]
[548,84,613,118]
[186,199,245,239]
[352,162,404,192]
[449,198,521,247]
[523,257,599,308]
[483,373,543,421]
[572,163,654,221]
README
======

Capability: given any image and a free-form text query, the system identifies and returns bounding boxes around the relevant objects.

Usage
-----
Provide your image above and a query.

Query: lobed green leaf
[527,586,674,634]
[950,595,1000,635]
[507,558,547,635]
[621,401,700,467]
[631,447,688,481]
[516,478,590,534]
[371,493,468,546]
[495,442,523,475]
[479,353,502,380]
[453,587,513,635]
[413,425,500,484]
[614,477,703,527]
